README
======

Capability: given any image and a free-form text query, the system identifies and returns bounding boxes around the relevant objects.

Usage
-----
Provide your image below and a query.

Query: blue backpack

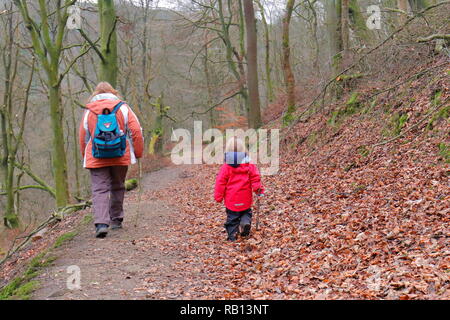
[92,102,127,159]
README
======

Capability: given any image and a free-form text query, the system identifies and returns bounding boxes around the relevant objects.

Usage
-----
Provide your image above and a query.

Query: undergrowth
[0,229,78,300]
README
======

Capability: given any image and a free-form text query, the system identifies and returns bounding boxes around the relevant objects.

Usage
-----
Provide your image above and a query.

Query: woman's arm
[126,105,144,158]
[79,110,89,157]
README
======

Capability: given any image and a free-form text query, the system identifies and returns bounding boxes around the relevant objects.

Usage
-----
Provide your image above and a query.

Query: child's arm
[214,165,229,203]
[249,164,264,195]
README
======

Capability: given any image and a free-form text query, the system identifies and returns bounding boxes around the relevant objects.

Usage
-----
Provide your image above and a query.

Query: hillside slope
[0,56,448,300]
[151,56,449,299]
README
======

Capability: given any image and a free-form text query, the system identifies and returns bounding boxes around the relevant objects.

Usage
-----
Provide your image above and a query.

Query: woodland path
[31,164,204,300]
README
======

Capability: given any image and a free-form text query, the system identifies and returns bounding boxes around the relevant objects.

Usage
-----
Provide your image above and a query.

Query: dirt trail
[32,165,201,300]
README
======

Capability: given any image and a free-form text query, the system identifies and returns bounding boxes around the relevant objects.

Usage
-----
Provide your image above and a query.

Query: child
[214,137,264,241]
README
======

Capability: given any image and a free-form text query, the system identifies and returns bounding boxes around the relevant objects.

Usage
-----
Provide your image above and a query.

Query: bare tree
[282,0,296,124]
[243,0,262,128]
[13,0,87,209]
[98,0,119,86]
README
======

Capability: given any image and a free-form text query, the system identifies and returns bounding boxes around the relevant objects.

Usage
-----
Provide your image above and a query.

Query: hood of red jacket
[86,99,122,115]
[224,152,251,168]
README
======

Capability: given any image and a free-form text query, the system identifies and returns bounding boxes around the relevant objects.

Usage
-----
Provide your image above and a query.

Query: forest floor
[1,56,448,300]
[30,164,209,300]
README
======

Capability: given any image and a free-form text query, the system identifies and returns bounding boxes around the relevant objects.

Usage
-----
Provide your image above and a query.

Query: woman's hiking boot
[111,219,123,230]
[95,224,109,238]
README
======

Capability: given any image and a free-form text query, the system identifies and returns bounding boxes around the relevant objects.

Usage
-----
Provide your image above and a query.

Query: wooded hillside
[0,0,448,300]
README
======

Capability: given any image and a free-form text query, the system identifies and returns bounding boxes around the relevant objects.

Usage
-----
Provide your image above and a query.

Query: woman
[79,82,144,238]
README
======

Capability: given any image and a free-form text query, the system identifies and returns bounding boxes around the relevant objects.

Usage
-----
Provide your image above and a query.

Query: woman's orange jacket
[79,93,144,169]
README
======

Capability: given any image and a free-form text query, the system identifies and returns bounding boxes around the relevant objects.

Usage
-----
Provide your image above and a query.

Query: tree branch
[417,34,450,42]
[77,28,105,62]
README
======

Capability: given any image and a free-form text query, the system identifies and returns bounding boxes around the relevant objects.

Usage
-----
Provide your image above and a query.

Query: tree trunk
[1,7,18,227]
[327,0,342,62]
[243,0,262,129]
[0,113,6,192]
[4,154,17,228]
[282,0,296,124]
[149,96,166,155]
[307,1,320,73]
[217,0,249,116]
[99,0,118,87]
[67,76,81,199]
[49,81,70,208]
[203,32,215,128]
[341,0,350,65]
[398,0,410,23]
[326,0,344,99]
[409,0,430,12]
[13,0,73,211]
[256,0,274,104]
[349,0,372,44]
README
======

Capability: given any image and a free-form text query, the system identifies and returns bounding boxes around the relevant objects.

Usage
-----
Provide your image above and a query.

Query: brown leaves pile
[139,58,449,300]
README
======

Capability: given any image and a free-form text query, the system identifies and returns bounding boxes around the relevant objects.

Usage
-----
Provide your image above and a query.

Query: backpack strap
[111,101,125,114]
[118,102,129,135]
[111,101,128,136]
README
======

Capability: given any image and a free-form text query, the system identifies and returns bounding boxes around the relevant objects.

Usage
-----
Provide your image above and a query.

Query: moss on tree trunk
[99,0,118,87]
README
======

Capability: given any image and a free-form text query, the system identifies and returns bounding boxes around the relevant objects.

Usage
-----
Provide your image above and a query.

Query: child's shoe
[227,232,238,242]
[240,224,251,237]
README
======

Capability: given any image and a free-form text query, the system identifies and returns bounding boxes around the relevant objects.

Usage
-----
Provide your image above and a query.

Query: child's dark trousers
[224,208,252,240]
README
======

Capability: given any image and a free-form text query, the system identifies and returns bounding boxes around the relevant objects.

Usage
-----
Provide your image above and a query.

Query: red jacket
[214,152,264,211]
[79,93,144,169]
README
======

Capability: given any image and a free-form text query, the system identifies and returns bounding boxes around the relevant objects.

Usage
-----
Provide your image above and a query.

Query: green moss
[125,178,138,191]
[10,281,40,300]
[383,103,392,114]
[432,90,442,106]
[53,231,77,249]
[438,143,450,163]
[0,228,73,300]
[349,0,371,43]
[344,162,357,172]
[362,98,377,114]
[357,145,370,157]
[393,113,409,136]
[427,91,448,130]
[307,132,319,147]
[3,214,19,229]
[328,92,362,126]
[282,112,295,126]
[351,183,367,193]
[332,52,342,69]
[383,112,409,136]
[427,105,449,130]
[339,73,365,82]
[82,214,93,225]
[0,251,55,300]
[0,278,22,300]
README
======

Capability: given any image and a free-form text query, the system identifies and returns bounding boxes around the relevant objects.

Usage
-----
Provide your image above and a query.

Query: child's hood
[224,152,251,168]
